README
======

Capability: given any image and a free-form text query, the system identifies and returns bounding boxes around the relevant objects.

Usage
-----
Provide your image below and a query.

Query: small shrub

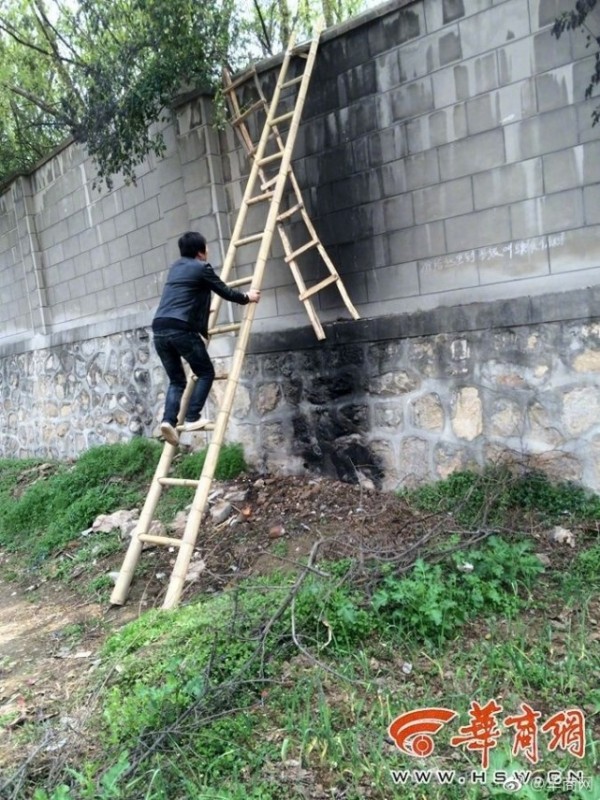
[174,442,246,481]
[372,535,543,645]
[404,467,600,527]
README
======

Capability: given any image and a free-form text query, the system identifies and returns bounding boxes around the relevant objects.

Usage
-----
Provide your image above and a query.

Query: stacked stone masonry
[2,0,600,492]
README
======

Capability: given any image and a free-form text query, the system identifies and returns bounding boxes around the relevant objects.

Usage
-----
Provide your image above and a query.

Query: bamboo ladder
[222,50,360,338]
[110,27,359,610]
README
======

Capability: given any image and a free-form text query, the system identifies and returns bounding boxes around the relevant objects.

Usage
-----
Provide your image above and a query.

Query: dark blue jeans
[153,329,215,426]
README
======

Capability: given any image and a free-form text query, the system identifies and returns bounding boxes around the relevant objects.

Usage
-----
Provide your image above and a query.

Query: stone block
[388,220,446,262]
[438,103,470,147]
[419,249,479,292]
[66,209,89,239]
[527,400,565,447]
[488,398,524,437]
[576,98,599,145]
[178,129,208,166]
[398,436,431,487]
[467,80,536,135]
[445,206,511,251]
[424,0,492,32]
[434,442,475,479]
[380,159,408,196]
[563,386,600,434]
[531,0,577,30]
[572,348,600,372]
[452,386,482,440]
[368,5,424,56]
[185,186,214,218]
[459,0,530,59]
[135,196,160,228]
[341,96,380,139]
[478,236,550,284]
[473,158,543,209]
[440,30,463,65]
[383,194,414,229]
[411,393,445,430]
[405,150,441,189]
[543,148,586,194]
[511,189,584,239]
[366,261,420,301]
[504,107,578,162]
[391,77,435,120]
[338,62,378,105]
[413,176,473,223]
[108,236,131,263]
[363,126,406,168]
[159,178,186,214]
[532,27,572,76]
[319,270,368,310]
[438,128,505,180]
[530,450,583,483]
[584,184,600,225]
[114,208,138,239]
[549,225,600,273]
[536,65,573,113]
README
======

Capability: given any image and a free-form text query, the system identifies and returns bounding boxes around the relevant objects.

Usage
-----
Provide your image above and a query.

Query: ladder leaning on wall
[110,26,360,610]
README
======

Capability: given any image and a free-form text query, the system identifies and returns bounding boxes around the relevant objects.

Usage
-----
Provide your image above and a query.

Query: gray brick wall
[1,0,599,355]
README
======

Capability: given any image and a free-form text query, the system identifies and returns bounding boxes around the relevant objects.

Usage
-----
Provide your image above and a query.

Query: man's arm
[202,263,259,304]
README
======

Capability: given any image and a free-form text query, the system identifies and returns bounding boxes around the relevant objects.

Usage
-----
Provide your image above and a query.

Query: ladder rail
[112,26,362,610]
[110,375,197,605]
[163,29,324,610]
[222,44,359,338]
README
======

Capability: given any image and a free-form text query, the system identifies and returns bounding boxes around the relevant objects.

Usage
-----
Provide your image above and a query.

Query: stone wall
[237,289,600,490]
[1,328,163,459]
[2,0,600,492]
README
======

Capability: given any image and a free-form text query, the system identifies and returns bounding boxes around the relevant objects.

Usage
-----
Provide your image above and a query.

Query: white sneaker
[160,421,179,446]
[183,418,212,432]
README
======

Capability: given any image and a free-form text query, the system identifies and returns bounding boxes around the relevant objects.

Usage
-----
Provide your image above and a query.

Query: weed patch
[0,441,247,563]
[404,467,600,527]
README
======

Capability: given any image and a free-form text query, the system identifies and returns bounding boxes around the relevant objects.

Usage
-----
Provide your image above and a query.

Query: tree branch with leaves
[553,0,600,125]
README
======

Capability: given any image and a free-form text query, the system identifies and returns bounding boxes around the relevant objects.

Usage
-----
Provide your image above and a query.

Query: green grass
[4,465,600,800]
[403,467,600,527]
[0,440,247,563]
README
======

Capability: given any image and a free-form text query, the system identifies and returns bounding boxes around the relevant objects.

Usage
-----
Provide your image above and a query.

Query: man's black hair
[178,231,207,258]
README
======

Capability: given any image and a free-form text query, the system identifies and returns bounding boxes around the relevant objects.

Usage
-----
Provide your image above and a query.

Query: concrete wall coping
[2,286,595,359]
[247,287,600,354]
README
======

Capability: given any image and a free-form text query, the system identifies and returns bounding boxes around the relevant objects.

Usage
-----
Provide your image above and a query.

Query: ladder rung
[248,190,274,205]
[176,422,216,432]
[281,75,303,90]
[138,533,183,548]
[158,477,200,487]
[284,238,319,263]
[270,110,294,127]
[277,202,303,222]
[231,100,264,126]
[224,68,256,93]
[208,322,242,335]
[258,151,283,166]
[298,274,339,301]
[234,232,263,247]
[228,275,254,288]
[261,175,279,190]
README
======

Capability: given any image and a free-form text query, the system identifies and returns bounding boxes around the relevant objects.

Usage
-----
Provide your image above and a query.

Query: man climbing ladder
[110,26,359,611]
[153,231,260,447]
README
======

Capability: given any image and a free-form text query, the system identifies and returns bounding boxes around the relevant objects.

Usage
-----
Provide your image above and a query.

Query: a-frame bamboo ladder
[110,27,357,610]
[222,58,359,338]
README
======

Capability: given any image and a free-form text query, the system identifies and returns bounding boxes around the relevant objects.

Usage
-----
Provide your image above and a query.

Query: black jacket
[152,257,249,338]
